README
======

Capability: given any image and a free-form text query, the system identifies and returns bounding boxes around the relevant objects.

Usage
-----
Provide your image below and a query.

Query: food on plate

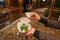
[20,23,28,32]
[17,19,31,33]
[31,14,36,18]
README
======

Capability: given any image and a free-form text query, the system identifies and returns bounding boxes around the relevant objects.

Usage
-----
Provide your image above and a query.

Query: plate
[25,12,36,18]
[17,22,31,33]
[20,17,31,23]
[25,12,32,18]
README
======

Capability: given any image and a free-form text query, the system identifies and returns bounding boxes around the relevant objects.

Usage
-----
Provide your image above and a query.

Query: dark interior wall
[40,0,60,8]
[40,0,52,8]
[23,0,60,12]
[23,0,29,12]
[54,0,60,8]
[10,0,19,7]
[23,0,32,12]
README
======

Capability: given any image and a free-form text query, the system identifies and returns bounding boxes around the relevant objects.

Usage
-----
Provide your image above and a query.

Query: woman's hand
[26,27,35,35]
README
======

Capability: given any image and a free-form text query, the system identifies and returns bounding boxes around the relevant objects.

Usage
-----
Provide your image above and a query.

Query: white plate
[20,17,31,23]
[25,12,32,18]
[17,22,31,33]
[25,12,37,18]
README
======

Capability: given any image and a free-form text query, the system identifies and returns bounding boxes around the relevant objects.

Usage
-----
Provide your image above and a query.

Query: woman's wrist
[38,17,47,26]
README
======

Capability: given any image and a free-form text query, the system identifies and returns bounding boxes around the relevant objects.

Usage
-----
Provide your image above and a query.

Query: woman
[26,12,47,40]
[26,12,60,40]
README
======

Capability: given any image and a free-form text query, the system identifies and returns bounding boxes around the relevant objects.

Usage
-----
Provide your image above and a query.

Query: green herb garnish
[20,24,27,31]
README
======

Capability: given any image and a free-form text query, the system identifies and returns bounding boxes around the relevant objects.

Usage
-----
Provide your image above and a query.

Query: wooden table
[0,18,39,40]
[0,18,60,40]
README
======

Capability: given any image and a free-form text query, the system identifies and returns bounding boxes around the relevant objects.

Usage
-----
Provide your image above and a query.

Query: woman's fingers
[26,28,35,35]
